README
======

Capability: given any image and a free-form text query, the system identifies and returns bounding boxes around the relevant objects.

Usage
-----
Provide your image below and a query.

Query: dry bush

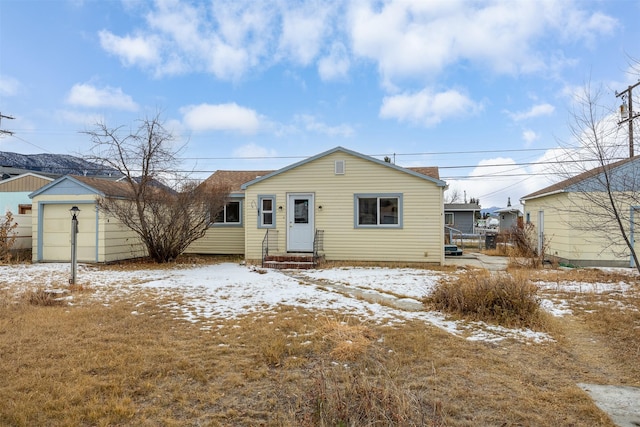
[22,288,68,307]
[426,270,547,329]
[0,211,18,263]
[305,362,437,427]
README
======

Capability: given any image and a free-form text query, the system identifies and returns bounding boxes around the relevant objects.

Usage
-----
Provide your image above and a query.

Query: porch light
[69,206,80,285]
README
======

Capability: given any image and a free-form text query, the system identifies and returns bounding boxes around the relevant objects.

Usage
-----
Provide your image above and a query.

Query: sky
[1,0,640,208]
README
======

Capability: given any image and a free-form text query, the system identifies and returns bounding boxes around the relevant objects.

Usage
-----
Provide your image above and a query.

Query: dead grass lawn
[0,262,638,426]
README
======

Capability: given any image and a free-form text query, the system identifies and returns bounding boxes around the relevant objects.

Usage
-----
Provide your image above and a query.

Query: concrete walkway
[444,252,509,271]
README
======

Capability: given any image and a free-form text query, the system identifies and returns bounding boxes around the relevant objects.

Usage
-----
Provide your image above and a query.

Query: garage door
[41,203,96,262]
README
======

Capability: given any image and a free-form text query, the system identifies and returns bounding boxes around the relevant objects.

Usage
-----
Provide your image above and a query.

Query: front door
[287,193,314,252]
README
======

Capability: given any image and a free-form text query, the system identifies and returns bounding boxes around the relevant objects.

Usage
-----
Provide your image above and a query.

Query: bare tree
[444,187,462,203]
[83,113,229,263]
[553,82,640,272]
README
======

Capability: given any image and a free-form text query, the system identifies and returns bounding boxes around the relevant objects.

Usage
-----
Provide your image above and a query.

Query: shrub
[0,211,18,263]
[426,271,545,329]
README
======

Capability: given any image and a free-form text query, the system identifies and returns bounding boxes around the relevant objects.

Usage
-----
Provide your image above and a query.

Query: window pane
[263,212,273,225]
[358,198,377,225]
[445,213,454,225]
[294,199,308,224]
[380,198,398,224]
[262,199,272,211]
[225,202,240,223]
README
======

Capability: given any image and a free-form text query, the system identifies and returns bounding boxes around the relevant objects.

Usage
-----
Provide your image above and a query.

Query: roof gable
[521,156,640,201]
[240,146,445,189]
[29,175,133,199]
[201,170,274,194]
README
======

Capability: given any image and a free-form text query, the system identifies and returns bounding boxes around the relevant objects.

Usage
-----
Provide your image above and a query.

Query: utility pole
[615,82,640,157]
[0,113,15,136]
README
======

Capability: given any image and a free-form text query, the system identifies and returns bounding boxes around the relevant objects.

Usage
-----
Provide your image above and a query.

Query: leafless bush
[426,271,546,329]
[0,211,18,263]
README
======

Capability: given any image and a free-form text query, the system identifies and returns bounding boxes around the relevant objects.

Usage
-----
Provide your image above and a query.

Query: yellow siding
[185,226,245,254]
[244,151,444,264]
[524,192,632,266]
[31,194,147,263]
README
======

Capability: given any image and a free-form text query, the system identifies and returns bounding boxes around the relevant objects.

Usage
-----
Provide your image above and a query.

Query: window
[526,212,530,224]
[445,212,454,225]
[258,196,275,228]
[335,160,345,175]
[354,194,402,227]
[214,201,241,225]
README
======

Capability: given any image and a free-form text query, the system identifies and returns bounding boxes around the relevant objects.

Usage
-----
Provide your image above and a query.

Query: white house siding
[524,192,632,267]
[244,151,444,264]
[185,226,245,255]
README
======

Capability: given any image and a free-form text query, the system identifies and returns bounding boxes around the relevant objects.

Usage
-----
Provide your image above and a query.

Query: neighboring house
[0,172,56,251]
[520,156,640,268]
[495,206,522,231]
[444,203,481,234]
[188,146,447,265]
[0,172,56,214]
[29,175,147,263]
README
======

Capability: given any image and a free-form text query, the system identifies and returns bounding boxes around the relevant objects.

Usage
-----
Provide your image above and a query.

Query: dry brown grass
[426,270,549,330]
[1,261,638,426]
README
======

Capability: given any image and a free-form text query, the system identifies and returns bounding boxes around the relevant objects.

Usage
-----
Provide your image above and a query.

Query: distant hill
[0,151,118,177]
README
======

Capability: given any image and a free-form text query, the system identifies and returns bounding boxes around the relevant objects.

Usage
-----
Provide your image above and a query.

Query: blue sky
[1,0,639,208]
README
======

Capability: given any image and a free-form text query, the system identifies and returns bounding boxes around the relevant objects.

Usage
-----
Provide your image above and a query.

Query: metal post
[70,206,80,285]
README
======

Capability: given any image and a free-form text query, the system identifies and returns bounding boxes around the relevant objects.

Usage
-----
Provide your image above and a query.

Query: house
[28,175,147,263]
[444,203,481,234]
[0,172,56,214]
[495,198,522,231]
[185,170,273,256]
[0,172,56,251]
[520,156,640,268]
[188,146,447,265]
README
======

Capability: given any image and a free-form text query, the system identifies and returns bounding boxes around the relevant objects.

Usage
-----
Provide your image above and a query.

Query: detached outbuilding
[29,175,147,263]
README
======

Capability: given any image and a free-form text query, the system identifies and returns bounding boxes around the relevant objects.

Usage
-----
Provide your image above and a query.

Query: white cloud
[56,110,104,126]
[318,42,350,81]
[99,30,160,67]
[180,103,261,133]
[232,143,277,159]
[0,75,20,97]
[522,129,538,146]
[66,83,138,111]
[278,2,331,65]
[294,114,354,137]
[379,88,482,127]
[507,103,555,121]
[347,1,617,85]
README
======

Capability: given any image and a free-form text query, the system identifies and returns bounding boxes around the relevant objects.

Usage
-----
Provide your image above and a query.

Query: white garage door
[41,203,96,262]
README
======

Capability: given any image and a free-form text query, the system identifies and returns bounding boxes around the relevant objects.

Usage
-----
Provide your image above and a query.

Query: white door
[287,193,314,252]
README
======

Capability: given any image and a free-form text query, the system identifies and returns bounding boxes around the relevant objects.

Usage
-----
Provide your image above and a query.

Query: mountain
[0,151,118,177]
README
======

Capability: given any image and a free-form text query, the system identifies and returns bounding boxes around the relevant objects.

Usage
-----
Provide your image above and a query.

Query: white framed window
[445,212,454,226]
[354,193,402,228]
[258,195,275,228]
[214,200,242,225]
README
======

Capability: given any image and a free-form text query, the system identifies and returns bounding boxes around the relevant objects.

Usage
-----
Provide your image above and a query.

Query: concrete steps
[263,254,322,269]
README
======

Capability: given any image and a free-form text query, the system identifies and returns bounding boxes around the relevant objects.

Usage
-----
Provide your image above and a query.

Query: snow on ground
[1,262,637,344]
